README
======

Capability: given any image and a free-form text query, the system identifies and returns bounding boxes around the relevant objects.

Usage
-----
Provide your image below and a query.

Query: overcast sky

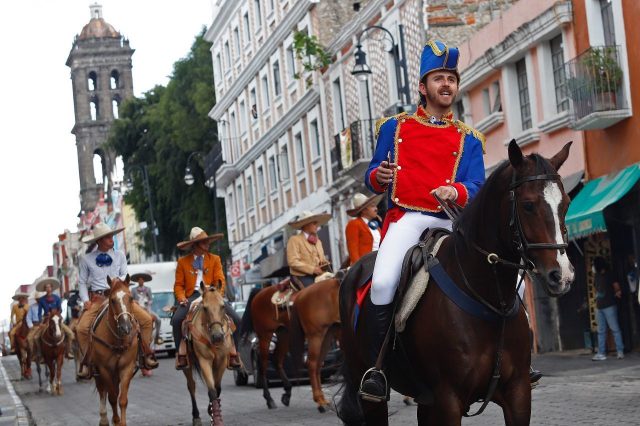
[0,0,212,325]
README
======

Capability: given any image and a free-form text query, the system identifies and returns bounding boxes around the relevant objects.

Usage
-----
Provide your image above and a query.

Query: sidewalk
[0,356,30,426]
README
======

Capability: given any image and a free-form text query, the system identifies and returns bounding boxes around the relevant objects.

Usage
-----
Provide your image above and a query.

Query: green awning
[566,163,640,240]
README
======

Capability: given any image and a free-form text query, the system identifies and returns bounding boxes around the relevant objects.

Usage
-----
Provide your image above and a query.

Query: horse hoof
[281,393,291,407]
[192,418,202,426]
[317,405,326,413]
[267,400,277,409]
[403,397,414,406]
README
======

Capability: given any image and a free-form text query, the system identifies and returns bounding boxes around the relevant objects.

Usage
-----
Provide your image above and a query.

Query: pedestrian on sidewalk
[591,256,624,361]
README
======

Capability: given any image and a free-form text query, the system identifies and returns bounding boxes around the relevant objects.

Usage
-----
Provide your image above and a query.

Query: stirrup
[358,367,389,403]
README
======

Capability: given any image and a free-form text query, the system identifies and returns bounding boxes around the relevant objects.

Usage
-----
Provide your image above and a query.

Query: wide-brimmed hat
[82,223,125,245]
[288,211,332,230]
[347,193,384,217]
[130,273,152,283]
[12,290,30,301]
[35,277,61,292]
[177,227,224,251]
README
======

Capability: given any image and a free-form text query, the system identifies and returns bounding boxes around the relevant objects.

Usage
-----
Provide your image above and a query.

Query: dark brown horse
[38,309,66,395]
[339,141,574,425]
[91,275,138,426]
[15,319,31,380]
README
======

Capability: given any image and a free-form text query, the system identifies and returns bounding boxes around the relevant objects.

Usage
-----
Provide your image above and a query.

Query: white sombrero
[346,193,384,217]
[12,290,30,301]
[287,211,332,230]
[35,277,61,292]
[177,227,224,251]
[82,223,125,244]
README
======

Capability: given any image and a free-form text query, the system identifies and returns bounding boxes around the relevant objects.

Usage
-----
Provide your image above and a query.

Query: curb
[0,359,30,426]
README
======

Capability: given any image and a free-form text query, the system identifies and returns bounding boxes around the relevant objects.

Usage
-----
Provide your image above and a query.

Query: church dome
[78,3,120,40]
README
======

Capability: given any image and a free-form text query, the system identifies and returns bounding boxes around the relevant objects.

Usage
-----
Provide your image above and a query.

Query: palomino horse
[15,319,32,380]
[38,309,66,395]
[289,277,342,412]
[181,283,231,426]
[339,141,574,425]
[91,275,138,426]
[240,283,298,410]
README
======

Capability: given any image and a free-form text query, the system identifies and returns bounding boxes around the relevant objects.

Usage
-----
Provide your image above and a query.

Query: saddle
[270,278,296,319]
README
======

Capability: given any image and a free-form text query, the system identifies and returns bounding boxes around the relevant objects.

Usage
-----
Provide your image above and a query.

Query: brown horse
[15,319,32,380]
[38,309,66,395]
[289,277,342,412]
[91,275,138,426]
[182,283,231,426]
[339,141,574,425]
[240,283,297,409]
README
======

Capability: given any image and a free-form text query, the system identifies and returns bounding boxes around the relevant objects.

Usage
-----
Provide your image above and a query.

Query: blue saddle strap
[428,259,519,322]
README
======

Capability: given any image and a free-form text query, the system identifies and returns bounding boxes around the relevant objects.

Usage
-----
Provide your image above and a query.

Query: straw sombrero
[82,223,125,244]
[177,227,224,251]
[35,277,61,292]
[130,273,153,283]
[346,193,384,217]
[288,211,332,230]
[12,291,30,301]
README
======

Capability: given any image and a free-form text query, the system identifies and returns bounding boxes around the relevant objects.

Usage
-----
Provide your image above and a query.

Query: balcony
[565,45,631,130]
[333,119,376,181]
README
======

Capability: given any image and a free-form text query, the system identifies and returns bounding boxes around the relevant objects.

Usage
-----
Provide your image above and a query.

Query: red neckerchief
[307,234,318,245]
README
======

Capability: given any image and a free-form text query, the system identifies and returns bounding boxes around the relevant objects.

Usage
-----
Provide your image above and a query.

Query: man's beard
[425,88,456,110]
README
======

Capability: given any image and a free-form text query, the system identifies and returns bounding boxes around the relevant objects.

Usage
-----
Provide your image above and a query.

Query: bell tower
[66,3,134,213]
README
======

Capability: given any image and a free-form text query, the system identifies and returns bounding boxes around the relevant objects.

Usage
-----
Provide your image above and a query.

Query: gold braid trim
[375,112,408,139]
[426,40,445,56]
[454,120,486,153]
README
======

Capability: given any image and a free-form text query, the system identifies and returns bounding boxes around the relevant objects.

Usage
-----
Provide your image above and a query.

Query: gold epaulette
[454,120,486,153]
[375,112,408,139]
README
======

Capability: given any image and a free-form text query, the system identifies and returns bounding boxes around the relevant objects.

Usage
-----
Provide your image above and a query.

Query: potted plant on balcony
[581,46,623,111]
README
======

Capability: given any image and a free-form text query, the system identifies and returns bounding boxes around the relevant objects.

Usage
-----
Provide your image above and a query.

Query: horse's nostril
[549,270,562,284]
[212,333,224,343]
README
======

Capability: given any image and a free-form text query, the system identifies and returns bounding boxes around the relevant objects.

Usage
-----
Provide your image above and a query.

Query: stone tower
[66,3,134,213]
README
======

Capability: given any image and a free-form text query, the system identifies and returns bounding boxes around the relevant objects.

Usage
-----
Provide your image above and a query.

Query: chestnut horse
[182,283,232,426]
[339,141,574,425]
[38,309,66,395]
[91,275,138,426]
[15,319,32,380]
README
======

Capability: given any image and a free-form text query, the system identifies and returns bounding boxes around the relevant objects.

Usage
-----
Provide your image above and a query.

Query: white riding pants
[371,212,451,305]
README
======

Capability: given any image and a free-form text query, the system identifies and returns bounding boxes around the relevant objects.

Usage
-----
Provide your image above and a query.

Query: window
[515,59,532,130]
[246,177,254,208]
[254,0,262,29]
[268,0,275,14]
[310,119,321,158]
[268,156,278,185]
[233,28,240,58]
[257,166,265,199]
[112,99,119,119]
[224,42,231,70]
[273,60,282,96]
[215,54,222,82]
[261,75,270,110]
[332,78,346,130]
[88,71,97,91]
[550,35,569,113]
[239,101,247,130]
[243,13,251,43]
[294,133,304,169]
[286,46,296,79]
[237,184,245,213]
[110,70,120,89]
[491,81,502,113]
[600,0,616,46]
[228,193,236,223]
[90,97,99,121]
[454,99,465,121]
[250,88,257,120]
[482,88,491,116]
[280,145,290,181]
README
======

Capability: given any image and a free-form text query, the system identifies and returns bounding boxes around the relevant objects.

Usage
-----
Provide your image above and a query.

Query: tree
[108,29,229,261]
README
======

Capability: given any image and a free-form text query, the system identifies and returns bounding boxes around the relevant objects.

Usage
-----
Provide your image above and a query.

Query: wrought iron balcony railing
[333,119,377,176]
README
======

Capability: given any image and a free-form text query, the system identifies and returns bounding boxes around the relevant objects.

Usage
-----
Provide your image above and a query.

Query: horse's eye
[521,201,535,213]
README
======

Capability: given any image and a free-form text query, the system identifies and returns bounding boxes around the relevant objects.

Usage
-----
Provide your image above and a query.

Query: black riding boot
[359,303,393,403]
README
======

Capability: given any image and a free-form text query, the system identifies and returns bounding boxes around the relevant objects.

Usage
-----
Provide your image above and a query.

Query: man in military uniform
[360,40,486,401]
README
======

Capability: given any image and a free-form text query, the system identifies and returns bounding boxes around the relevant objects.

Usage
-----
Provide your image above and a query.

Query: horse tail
[288,307,305,374]
[239,287,260,340]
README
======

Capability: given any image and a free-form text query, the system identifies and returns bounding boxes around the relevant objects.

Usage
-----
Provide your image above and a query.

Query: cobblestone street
[1,350,638,425]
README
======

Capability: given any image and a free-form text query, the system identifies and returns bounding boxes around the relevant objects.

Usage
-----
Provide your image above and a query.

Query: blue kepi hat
[419,40,460,81]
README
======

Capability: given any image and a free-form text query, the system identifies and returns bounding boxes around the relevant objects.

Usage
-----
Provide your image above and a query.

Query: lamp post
[126,165,160,261]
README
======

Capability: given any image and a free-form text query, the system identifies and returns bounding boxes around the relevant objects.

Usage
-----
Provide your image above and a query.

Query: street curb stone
[0,359,30,426]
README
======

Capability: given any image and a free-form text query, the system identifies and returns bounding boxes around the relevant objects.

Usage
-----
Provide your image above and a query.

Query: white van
[128,262,177,357]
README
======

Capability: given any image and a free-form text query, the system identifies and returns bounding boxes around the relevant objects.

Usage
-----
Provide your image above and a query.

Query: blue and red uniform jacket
[38,294,62,319]
[365,105,486,238]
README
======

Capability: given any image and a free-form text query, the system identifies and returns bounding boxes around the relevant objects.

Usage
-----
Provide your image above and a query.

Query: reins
[91,295,139,353]
[40,316,66,348]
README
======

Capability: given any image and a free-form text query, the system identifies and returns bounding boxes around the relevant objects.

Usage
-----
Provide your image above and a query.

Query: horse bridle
[41,314,65,347]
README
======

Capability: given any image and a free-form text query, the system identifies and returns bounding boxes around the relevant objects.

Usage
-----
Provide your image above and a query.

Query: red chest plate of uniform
[391,119,465,213]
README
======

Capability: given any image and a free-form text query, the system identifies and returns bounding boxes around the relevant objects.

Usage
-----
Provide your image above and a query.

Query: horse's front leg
[257,333,276,409]
[496,375,531,426]
[182,369,202,425]
[305,330,329,412]
[56,352,64,395]
[117,360,137,426]
[274,328,292,408]
[105,365,121,425]
[421,389,463,426]
[196,356,222,425]
[48,360,55,394]
[97,383,109,426]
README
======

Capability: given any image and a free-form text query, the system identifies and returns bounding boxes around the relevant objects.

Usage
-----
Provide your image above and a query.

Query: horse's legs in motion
[47,359,55,394]
[419,390,463,426]
[97,381,109,426]
[107,372,121,425]
[306,329,329,412]
[35,356,42,392]
[257,332,277,409]
[274,327,292,407]
[498,378,531,426]
[361,399,390,426]
[56,353,64,395]
[117,365,136,426]
[196,357,222,424]
[183,368,201,425]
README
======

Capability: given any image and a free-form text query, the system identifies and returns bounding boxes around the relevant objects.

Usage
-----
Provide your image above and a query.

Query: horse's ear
[107,276,113,288]
[508,139,524,169]
[549,141,572,172]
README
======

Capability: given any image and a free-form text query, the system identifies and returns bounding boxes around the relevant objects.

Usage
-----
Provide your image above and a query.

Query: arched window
[90,97,99,121]
[112,98,120,119]
[93,152,104,184]
[110,70,120,89]
[88,71,98,91]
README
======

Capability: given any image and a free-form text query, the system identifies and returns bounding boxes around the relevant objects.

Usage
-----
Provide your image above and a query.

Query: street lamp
[126,164,160,262]
[184,152,202,186]
[351,24,411,107]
